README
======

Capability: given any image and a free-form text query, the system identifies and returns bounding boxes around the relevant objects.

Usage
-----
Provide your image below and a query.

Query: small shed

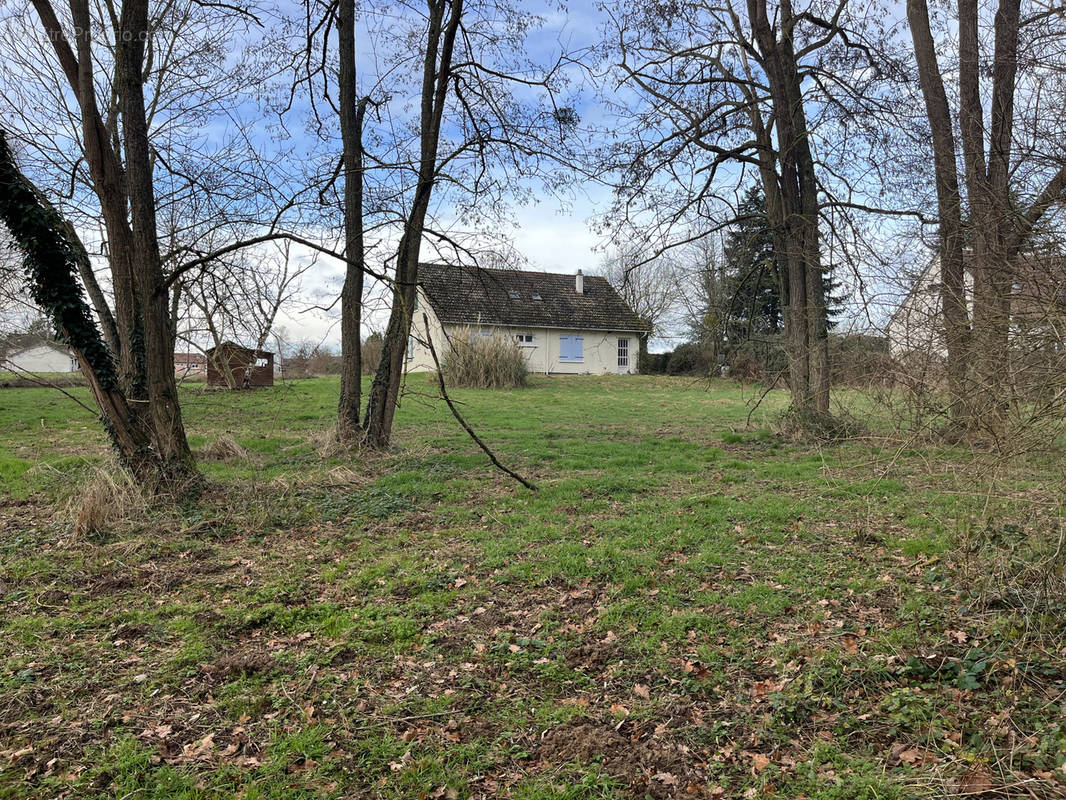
[205,342,274,388]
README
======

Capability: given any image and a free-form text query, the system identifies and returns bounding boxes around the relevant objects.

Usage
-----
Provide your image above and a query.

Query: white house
[0,335,78,373]
[887,251,1065,359]
[407,264,650,374]
[887,256,965,360]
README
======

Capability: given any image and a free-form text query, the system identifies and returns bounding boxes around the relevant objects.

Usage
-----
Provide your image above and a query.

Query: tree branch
[422,313,536,491]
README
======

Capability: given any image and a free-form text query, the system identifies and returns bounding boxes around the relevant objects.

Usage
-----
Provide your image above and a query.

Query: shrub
[666,342,714,376]
[829,333,896,387]
[727,336,788,383]
[361,333,383,375]
[727,351,763,383]
[439,329,528,389]
[640,349,670,375]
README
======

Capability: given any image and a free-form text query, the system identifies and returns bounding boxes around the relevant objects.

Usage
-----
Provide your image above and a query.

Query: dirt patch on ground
[538,719,712,798]
[200,647,276,681]
[564,639,623,672]
[538,721,627,763]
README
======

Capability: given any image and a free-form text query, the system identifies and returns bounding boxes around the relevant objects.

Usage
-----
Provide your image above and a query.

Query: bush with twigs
[438,329,528,389]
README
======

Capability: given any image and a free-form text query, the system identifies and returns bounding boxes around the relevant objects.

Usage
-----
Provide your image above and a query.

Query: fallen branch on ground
[422,313,537,491]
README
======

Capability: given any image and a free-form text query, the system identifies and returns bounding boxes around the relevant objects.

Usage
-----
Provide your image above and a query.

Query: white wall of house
[1,344,77,373]
[407,288,641,375]
[887,257,974,359]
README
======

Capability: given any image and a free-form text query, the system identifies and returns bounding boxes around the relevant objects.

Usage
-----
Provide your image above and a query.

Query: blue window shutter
[560,336,569,361]
[574,336,583,360]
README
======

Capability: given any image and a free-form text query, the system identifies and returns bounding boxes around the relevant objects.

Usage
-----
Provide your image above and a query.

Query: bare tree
[360,0,465,448]
[599,244,681,364]
[12,0,199,487]
[292,0,582,449]
[678,234,731,360]
[906,0,1066,433]
[603,0,898,417]
[173,240,312,388]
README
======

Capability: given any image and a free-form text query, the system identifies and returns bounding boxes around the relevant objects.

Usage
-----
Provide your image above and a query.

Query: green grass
[1,375,1064,799]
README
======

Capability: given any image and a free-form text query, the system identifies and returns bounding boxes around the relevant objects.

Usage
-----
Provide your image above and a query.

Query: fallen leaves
[957,765,994,795]
[182,733,215,762]
[749,678,786,699]
[888,742,939,767]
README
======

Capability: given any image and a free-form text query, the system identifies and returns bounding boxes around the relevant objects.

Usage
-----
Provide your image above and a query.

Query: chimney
[575,269,584,295]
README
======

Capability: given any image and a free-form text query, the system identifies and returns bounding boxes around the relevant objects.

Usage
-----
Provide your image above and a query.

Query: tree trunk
[0,130,160,482]
[362,0,463,449]
[29,0,198,489]
[337,0,367,441]
[907,0,971,421]
[40,0,147,398]
[748,0,829,414]
[116,0,197,480]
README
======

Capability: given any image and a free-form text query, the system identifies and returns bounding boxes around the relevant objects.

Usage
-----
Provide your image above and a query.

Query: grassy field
[1,375,1064,799]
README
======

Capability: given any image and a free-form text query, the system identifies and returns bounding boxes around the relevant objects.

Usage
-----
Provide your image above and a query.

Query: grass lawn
[1,375,1064,799]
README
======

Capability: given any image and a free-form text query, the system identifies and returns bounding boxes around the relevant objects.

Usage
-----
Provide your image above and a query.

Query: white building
[407,264,650,375]
[0,335,78,373]
[887,251,1065,360]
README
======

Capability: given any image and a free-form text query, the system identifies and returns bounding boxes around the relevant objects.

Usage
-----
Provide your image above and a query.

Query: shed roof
[418,264,650,332]
[205,341,273,358]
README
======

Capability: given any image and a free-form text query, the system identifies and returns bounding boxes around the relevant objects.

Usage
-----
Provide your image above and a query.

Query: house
[205,342,275,388]
[887,252,1066,360]
[407,264,650,374]
[0,334,78,373]
[174,352,207,378]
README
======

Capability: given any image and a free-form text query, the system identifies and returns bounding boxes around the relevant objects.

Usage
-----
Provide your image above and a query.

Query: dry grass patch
[200,435,251,462]
[438,329,528,389]
[64,463,147,536]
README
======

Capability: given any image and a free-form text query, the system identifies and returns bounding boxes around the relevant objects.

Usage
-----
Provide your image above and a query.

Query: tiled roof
[418,264,650,332]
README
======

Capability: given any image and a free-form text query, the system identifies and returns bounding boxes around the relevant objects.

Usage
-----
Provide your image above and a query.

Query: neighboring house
[408,264,650,374]
[887,252,1065,360]
[174,352,208,378]
[205,341,275,388]
[0,334,78,373]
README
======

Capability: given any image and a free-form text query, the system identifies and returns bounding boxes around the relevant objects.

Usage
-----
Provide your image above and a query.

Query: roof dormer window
[532,293,542,301]
[508,289,520,300]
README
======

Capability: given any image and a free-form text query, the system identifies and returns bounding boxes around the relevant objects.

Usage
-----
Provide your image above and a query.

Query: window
[413,293,419,310]
[560,335,583,362]
[532,293,543,301]
[515,333,534,346]
[618,338,629,368]
[508,289,520,300]
[255,356,269,368]
[406,335,414,361]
